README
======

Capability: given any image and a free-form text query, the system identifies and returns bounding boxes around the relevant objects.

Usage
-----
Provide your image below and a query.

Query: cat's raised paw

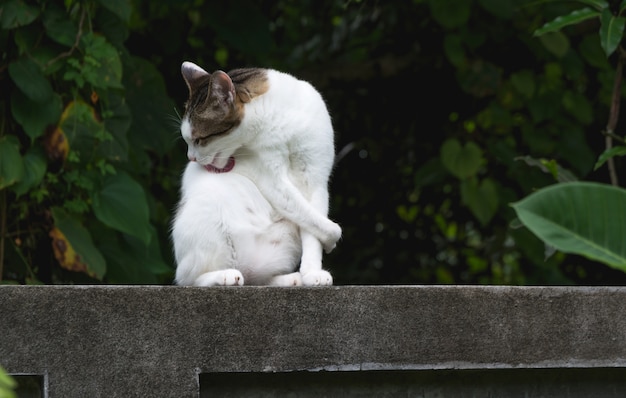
[302,270,333,286]
[322,222,342,253]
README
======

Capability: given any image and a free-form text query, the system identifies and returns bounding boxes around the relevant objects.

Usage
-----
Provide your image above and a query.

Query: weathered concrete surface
[1,285,626,397]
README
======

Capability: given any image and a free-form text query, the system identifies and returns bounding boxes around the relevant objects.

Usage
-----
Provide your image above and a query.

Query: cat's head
[180,61,244,168]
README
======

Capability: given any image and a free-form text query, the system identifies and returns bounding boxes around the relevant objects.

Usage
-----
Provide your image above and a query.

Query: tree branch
[602,129,626,144]
[605,47,625,186]
[44,9,86,69]
[0,190,6,282]
[0,98,5,280]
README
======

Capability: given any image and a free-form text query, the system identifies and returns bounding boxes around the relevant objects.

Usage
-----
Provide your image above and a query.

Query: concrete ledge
[1,285,626,397]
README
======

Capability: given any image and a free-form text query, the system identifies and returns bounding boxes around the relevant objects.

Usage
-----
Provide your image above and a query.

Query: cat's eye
[193,137,206,146]
[193,125,232,146]
[213,124,234,137]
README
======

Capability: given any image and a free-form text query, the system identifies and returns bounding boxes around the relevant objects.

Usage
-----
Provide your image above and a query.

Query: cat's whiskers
[170,107,183,122]
[169,110,186,145]
[170,133,185,146]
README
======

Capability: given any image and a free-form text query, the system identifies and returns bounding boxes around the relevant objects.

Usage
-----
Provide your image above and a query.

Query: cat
[171,61,342,286]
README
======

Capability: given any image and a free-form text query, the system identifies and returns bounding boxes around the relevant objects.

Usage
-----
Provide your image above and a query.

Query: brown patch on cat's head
[181,63,242,141]
[228,68,269,103]
[180,62,268,142]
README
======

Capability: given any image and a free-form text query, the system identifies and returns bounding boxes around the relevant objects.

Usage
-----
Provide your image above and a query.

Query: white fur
[173,67,340,286]
[173,163,303,286]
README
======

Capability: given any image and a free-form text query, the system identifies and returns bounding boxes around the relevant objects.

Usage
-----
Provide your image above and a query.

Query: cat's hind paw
[302,270,333,286]
[194,269,244,286]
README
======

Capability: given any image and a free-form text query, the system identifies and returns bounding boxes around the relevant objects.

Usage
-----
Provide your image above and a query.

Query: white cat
[172,62,341,286]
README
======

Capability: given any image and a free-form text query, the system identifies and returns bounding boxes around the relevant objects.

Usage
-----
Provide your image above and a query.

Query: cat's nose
[188,154,196,162]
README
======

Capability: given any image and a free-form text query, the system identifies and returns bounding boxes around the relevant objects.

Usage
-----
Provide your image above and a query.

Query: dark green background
[2,0,626,285]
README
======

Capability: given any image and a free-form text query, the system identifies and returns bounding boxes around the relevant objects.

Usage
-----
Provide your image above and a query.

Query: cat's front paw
[321,221,342,253]
[219,270,244,286]
[270,272,303,287]
[195,269,244,286]
[302,270,333,286]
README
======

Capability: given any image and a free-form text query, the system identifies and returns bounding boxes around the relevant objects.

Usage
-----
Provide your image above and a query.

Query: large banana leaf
[511,182,626,272]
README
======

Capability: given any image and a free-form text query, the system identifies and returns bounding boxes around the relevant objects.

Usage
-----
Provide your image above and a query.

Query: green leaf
[123,56,176,156]
[440,138,484,179]
[11,148,47,197]
[42,3,78,47]
[95,7,129,48]
[8,57,53,102]
[99,92,130,162]
[92,172,151,244]
[594,146,626,170]
[512,182,626,272]
[621,0,626,15]
[95,0,131,23]
[0,365,17,398]
[11,90,62,139]
[13,23,39,54]
[79,33,123,89]
[534,8,600,37]
[140,226,172,275]
[600,8,626,57]
[57,100,106,159]
[0,136,24,190]
[50,207,107,279]
[539,31,570,58]
[579,34,611,69]
[516,156,578,182]
[0,0,40,29]
[397,205,419,223]
[460,178,499,225]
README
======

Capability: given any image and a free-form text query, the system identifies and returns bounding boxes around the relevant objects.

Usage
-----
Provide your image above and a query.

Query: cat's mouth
[204,156,235,173]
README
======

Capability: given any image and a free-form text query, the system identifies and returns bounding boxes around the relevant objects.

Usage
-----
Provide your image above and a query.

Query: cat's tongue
[204,157,235,173]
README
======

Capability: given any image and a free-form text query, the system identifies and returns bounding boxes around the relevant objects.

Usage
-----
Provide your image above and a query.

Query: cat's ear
[181,61,210,93]
[209,71,236,106]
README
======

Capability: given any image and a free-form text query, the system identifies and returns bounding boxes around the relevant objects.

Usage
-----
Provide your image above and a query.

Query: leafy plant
[513,0,626,273]
[513,182,626,271]
[0,366,17,398]
[0,0,176,284]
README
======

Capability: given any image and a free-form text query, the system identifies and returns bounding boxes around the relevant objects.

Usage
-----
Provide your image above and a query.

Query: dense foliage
[2,0,626,285]
[1,0,175,284]
[511,1,626,277]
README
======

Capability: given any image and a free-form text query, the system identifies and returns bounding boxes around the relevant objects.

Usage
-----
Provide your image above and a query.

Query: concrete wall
[1,285,626,397]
